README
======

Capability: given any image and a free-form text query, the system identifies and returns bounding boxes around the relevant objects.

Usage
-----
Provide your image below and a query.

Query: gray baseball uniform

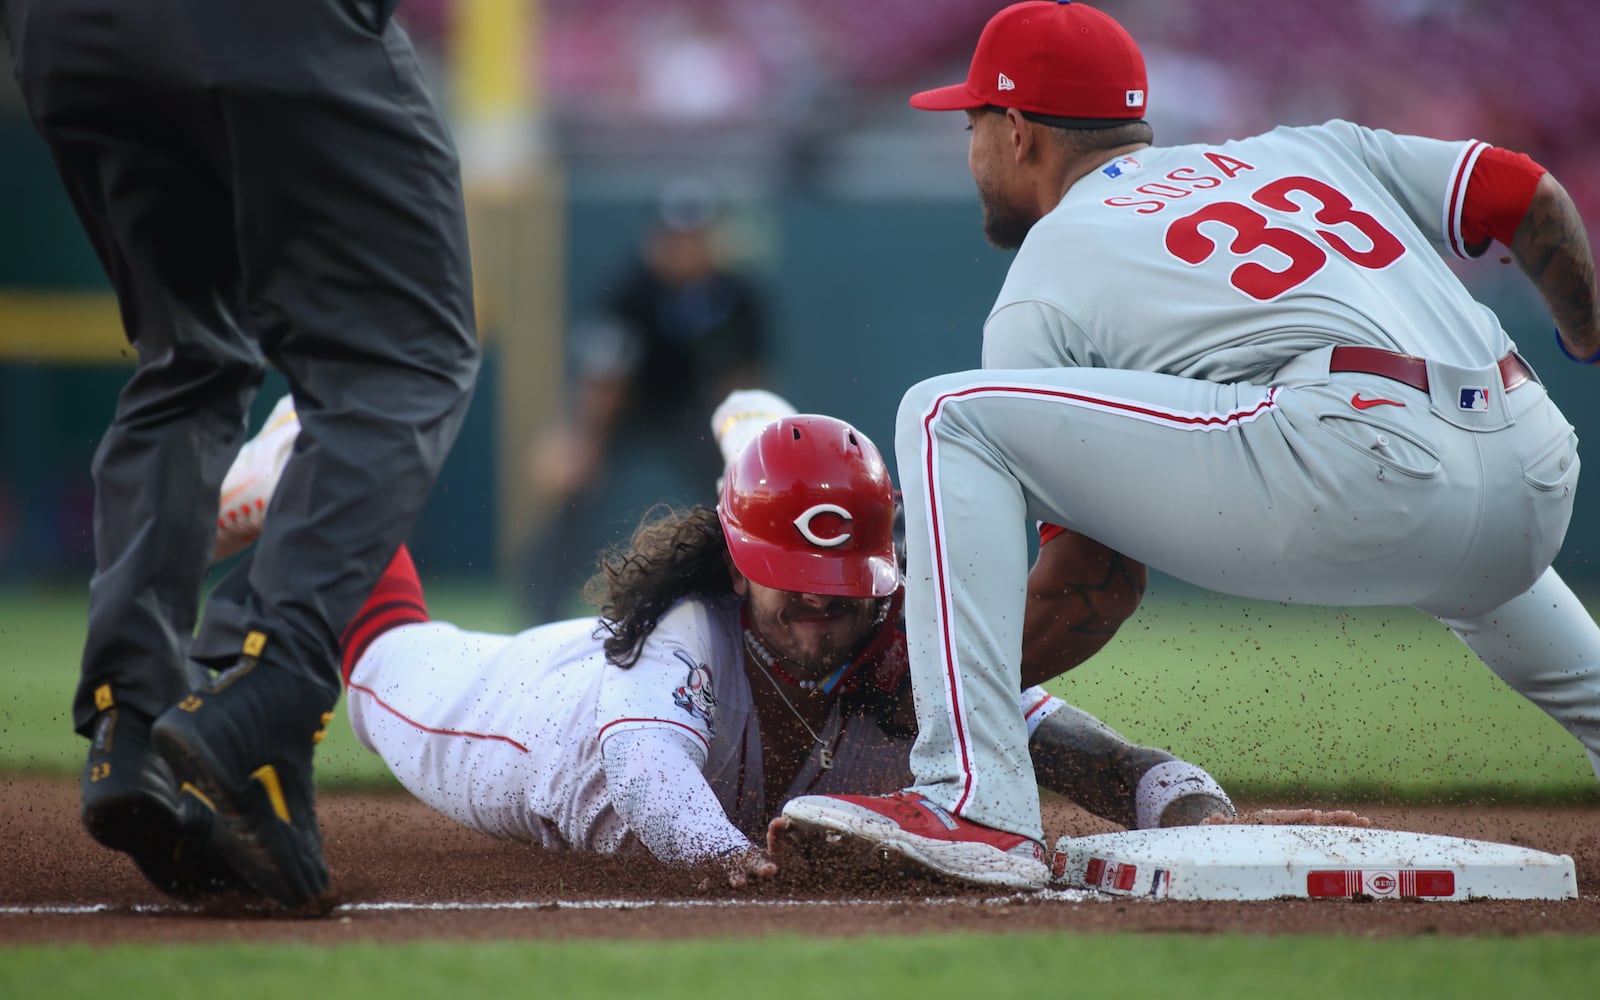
[898,121,1599,841]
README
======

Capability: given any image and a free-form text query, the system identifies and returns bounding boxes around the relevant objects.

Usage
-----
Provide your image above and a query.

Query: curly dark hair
[582,504,735,667]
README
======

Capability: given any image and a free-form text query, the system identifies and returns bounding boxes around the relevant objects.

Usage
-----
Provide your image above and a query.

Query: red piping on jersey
[597,717,710,754]
[945,383,1281,427]
[920,399,973,814]
[1445,141,1487,259]
[919,382,1280,815]
[347,680,530,753]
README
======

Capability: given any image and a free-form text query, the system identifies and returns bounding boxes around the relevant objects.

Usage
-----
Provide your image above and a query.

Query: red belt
[1328,346,1531,394]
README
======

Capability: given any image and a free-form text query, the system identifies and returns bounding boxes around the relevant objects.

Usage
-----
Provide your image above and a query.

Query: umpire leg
[148,1,478,908]
[6,2,265,738]
[197,0,481,693]
[7,0,266,900]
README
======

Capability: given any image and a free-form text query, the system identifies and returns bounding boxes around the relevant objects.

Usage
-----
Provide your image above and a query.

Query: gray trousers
[897,360,1595,841]
[4,0,481,733]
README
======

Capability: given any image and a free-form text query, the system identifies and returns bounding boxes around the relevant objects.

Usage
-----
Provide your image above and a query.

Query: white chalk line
[0,889,1102,918]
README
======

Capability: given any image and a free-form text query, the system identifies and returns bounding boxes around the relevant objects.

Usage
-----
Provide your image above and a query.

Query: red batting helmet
[718,415,899,598]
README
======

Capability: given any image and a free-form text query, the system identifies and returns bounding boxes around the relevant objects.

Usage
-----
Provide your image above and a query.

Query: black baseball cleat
[81,701,247,901]
[151,657,337,912]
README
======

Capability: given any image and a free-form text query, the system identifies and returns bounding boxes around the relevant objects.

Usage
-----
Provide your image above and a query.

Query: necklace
[749,656,834,770]
[742,627,833,694]
[738,596,894,697]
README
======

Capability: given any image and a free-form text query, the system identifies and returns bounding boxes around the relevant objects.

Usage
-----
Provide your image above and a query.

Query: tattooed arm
[1020,527,1146,689]
[1512,173,1600,361]
[1028,702,1234,829]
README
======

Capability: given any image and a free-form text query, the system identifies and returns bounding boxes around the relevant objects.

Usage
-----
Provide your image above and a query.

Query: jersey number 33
[1164,175,1406,301]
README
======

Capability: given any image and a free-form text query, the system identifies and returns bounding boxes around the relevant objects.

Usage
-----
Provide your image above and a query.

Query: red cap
[718,415,899,599]
[910,1,1147,124]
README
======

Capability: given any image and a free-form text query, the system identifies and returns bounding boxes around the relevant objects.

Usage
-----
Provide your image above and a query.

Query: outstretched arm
[602,728,776,887]
[1511,173,1600,362]
[1027,701,1233,829]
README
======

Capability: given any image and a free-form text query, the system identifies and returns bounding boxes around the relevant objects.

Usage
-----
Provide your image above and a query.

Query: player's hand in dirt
[695,845,778,891]
[1203,808,1373,827]
[763,815,813,877]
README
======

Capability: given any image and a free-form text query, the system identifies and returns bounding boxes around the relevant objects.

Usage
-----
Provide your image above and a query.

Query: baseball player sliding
[196,389,1238,890]
[782,0,1600,891]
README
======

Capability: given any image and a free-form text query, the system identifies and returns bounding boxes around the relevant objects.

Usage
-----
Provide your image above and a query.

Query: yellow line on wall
[0,292,131,364]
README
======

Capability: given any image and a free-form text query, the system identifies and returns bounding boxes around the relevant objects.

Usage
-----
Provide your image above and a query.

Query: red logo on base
[1084,857,1139,892]
[1306,869,1456,898]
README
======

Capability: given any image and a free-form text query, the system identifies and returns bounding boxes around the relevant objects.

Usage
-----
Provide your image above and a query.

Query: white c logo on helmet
[793,504,853,548]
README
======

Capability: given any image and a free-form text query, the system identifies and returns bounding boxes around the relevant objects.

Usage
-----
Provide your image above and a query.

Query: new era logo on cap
[998,72,1016,91]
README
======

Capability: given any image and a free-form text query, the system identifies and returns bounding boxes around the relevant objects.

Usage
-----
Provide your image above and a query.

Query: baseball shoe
[151,659,336,911]
[780,790,1050,891]
[80,698,247,901]
[214,393,298,561]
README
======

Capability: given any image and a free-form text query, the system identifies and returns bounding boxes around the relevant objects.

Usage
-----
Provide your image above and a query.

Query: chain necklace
[749,655,834,770]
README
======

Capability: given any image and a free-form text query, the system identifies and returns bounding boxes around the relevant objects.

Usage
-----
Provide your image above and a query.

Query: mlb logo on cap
[1459,387,1490,411]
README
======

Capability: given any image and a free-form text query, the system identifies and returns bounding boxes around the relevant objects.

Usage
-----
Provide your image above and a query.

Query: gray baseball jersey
[896,120,1600,841]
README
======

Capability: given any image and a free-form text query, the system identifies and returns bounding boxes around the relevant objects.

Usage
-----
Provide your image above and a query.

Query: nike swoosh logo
[1350,394,1405,410]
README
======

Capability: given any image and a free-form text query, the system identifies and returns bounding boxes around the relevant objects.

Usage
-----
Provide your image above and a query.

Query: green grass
[2,933,1598,998]
[1050,588,1600,802]
[0,579,521,792]
[2,580,1596,801]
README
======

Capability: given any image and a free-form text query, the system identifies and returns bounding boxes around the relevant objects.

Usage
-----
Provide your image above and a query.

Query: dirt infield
[3,776,1598,944]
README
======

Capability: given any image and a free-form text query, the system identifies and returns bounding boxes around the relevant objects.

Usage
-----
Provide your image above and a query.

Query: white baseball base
[1050,825,1577,901]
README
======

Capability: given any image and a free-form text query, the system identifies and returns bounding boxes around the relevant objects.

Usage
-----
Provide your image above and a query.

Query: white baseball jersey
[896,120,1600,842]
[346,591,1063,862]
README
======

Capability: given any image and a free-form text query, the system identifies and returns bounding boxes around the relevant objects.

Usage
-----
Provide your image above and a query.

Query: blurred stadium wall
[2,1,1597,590]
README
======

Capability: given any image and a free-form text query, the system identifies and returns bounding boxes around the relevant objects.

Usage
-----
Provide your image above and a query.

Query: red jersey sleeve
[1460,147,1546,250]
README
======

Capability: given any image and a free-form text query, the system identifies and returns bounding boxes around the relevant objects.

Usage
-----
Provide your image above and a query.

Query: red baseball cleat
[780,790,1049,890]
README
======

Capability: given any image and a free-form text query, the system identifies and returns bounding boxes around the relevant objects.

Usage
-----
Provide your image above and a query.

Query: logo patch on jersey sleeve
[670,649,717,734]
[1459,387,1490,411]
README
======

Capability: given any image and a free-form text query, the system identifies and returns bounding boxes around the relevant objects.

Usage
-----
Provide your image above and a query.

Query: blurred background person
[521,178,771,623]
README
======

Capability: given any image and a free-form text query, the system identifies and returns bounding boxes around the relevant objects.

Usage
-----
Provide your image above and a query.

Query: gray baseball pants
[896,355,1599,841]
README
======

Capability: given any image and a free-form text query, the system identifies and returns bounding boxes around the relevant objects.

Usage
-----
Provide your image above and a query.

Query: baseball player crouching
[784,1,1600,892]
[202,391,1239,889]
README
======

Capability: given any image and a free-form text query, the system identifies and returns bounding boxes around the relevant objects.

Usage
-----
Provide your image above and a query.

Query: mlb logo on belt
[1459,387,1490,411]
